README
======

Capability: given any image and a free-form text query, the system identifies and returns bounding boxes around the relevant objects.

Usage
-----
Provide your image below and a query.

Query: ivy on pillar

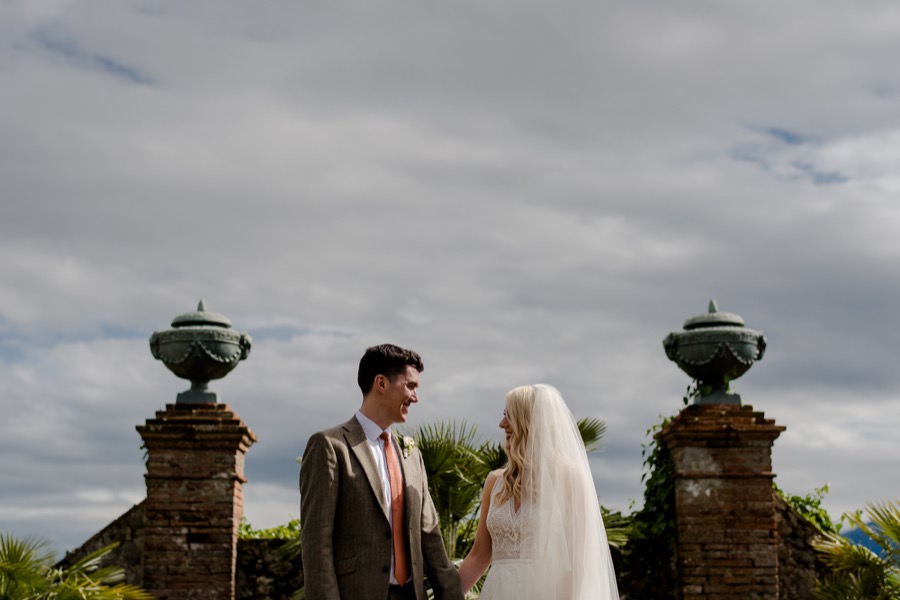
[662,301,783,600]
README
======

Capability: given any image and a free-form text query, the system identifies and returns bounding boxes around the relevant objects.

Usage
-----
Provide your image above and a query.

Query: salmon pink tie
[380,431,410,584]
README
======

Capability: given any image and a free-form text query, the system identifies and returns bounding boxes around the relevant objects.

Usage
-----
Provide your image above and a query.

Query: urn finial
[149,301,252,404]
[663,300,766,405]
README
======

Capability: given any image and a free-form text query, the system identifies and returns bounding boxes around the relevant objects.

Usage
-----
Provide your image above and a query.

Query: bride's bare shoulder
[483,468,505,490]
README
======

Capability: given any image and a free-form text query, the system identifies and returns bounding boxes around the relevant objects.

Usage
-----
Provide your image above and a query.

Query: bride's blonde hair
[497,385,535,506]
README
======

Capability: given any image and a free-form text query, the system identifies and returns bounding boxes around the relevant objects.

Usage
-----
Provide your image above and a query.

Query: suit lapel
[344,418,390,521]
[397,433,420,535]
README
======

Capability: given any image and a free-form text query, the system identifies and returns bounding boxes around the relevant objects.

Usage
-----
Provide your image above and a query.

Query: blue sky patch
[31,26,155,85]
[764,126,810,146]
[791,161,848,186]
[732,127,846,186]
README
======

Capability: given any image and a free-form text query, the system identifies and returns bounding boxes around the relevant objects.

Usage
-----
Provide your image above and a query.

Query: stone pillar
[660,404,785,600]
[137,403,257,600]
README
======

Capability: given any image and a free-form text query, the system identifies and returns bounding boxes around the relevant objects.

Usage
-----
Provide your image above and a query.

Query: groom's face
[380,365,420,425]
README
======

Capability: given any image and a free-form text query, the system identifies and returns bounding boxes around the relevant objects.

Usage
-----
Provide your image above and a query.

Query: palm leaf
[814,500,900,599]
[577,417,607,453]
[601,507,632,549]
[409,421,490,557]
[0,534,152,599]
[0,533,54,595]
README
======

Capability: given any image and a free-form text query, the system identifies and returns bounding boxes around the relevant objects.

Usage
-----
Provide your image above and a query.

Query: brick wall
[59,401,831,599]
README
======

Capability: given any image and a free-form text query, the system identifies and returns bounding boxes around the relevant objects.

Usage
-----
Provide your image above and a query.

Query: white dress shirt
[355,411,403,584]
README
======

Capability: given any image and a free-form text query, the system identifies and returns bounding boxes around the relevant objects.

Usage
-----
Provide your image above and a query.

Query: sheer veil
[521,384,619,600]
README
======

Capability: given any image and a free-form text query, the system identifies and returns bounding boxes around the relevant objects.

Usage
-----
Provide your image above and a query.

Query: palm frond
[278,535,302,562]
[0,533,55,596]
[475,441,507,472]
[814,500,900,600]
[0,534,152,600]
[816,532,882,571]
[865,500,900,558]
[601,507,632,549]
[407,420,493,557]
[577,417,607,453]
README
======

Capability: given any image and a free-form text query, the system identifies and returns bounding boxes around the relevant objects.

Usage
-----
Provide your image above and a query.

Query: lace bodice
[486,477,532,561]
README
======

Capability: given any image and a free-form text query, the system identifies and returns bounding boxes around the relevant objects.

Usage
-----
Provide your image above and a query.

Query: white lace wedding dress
[478,477,533,600]
[475,384,619,600]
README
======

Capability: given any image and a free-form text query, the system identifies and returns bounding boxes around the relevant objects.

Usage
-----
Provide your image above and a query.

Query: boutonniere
[397,435,416,459]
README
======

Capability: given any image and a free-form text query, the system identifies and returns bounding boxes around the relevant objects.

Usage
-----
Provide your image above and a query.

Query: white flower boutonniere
[397,435,416,459]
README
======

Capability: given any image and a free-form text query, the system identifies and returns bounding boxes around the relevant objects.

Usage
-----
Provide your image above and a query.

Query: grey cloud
[3,0,900,555]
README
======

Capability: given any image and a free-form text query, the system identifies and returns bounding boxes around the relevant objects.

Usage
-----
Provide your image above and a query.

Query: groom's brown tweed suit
[300,417,462,600]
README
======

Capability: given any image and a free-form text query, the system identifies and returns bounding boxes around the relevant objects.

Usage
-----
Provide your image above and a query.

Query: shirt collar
[355,410,389,443]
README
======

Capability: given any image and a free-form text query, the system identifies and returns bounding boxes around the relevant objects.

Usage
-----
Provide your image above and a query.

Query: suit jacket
[300,417,463,600]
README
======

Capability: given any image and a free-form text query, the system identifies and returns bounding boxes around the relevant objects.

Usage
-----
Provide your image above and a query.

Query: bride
[458,384,620,600]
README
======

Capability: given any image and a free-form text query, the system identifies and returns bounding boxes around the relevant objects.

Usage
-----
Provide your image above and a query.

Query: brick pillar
[137,403,257,600]
[659,404,785,600]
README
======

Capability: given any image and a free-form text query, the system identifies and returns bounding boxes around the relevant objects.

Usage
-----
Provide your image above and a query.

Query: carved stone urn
[663,300,766,405]
[149,300,252,403]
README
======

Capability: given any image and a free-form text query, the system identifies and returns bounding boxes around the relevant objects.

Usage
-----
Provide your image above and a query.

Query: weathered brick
[136,403,256,600]
[662,404,784,600]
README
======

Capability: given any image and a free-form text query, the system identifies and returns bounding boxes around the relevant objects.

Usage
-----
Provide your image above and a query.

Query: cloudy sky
[3,0,900,555]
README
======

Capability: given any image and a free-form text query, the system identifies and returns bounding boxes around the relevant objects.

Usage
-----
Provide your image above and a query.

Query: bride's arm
[458,469,500,593]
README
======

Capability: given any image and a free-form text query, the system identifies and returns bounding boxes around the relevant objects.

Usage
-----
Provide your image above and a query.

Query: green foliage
[238,517,302,540]
[631,416,677,540]
[775,484,839,534]
[410,421,499,558]
[615,406,682,600]
[601,507,632,549]
[814,500,900,599]
[623,380,704,540]
[577,417,607,453]
[682,381,700,405]
[0,532,151,599]
[238,519,303,599]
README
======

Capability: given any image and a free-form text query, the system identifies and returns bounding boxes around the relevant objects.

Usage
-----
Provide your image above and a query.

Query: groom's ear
[374,374,387,393]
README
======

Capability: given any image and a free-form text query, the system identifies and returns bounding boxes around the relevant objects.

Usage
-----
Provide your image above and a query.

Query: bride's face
[499,405,514,449]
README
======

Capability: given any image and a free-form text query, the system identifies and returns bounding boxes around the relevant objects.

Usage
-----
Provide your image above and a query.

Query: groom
[300,344,463,600]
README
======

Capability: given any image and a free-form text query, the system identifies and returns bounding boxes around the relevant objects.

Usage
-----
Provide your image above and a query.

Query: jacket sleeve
[417,451,464,600]
[300,431,341,600]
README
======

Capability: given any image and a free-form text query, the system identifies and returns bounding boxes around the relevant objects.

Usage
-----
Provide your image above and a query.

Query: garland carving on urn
[149,300,252,403]
[663,300,766,405]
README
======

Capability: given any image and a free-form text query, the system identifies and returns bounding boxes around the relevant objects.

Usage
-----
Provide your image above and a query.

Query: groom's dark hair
[358,343,424,395]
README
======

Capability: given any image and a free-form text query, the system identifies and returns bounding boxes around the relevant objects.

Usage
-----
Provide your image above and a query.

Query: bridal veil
[519,384,619,600]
